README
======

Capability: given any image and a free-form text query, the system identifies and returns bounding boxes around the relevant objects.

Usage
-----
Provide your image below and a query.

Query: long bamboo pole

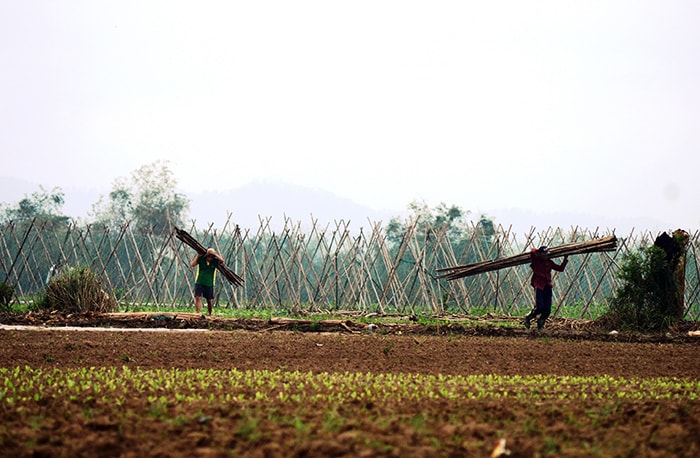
[174,227,244,287]
[438,235,618,281]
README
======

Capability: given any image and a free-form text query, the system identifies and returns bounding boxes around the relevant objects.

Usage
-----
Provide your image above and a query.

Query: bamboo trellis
[1,216,698,320]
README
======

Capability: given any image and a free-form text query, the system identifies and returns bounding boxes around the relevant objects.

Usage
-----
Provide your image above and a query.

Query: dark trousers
[528,285,553,326]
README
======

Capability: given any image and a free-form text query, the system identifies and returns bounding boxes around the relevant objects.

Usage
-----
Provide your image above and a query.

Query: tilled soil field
[1,312,699,457]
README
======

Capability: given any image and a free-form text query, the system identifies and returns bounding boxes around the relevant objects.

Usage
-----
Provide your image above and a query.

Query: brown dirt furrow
[2,329,699,378]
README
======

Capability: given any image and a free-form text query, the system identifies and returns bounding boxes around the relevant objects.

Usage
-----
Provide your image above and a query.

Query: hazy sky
[1,1,699,230]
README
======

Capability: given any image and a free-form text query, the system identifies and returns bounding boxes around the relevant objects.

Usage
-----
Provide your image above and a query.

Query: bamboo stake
[246,216,277,307]
[379,217,417,309]
[5,218,35,284]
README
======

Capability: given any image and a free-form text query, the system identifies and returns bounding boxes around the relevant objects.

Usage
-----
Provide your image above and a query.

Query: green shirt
[195,257,220,287]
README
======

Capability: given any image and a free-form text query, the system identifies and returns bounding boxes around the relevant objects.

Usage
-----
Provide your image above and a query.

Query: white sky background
[1,1,699,230]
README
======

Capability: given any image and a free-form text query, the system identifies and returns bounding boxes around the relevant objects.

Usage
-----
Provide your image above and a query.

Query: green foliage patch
[2,366,697,407]
[0,280,14,311]
[605,246,679,332]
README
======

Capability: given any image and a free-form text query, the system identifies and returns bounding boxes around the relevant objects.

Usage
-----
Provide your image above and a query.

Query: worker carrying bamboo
[191,248,225,316]
[524,246,568,330]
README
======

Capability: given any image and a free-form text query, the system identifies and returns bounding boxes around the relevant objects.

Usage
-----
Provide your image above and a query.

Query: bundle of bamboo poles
[437,235,618,281]
[174,227,244,287]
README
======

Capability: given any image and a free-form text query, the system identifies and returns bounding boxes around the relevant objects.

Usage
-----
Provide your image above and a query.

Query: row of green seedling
[2,367,698,407]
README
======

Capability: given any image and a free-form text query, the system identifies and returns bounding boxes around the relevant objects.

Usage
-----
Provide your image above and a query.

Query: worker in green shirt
[190,248,224,315]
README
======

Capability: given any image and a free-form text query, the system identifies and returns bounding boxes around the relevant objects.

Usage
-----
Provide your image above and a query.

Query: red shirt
[530,249,567,290]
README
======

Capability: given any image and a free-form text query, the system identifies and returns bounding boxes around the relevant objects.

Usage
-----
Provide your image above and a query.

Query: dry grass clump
[42,266,117,313]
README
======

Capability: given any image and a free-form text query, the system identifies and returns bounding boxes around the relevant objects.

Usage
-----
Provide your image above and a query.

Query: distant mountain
[484,207,671,237]
[1,176,670,236]
[187,181,401,231]
[0,176,402,232]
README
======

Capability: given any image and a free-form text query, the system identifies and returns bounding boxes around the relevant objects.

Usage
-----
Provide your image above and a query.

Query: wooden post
[672,229,690,320]
[653,229,690,321]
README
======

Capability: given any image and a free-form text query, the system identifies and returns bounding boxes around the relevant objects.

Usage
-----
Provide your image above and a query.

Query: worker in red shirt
[525,246,568,330]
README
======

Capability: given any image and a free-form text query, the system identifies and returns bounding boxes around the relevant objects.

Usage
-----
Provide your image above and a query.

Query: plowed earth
[1,311,699,457]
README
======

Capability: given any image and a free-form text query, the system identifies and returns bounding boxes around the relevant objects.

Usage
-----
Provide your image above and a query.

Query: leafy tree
[386,200,473,245]
[91,160,190,234]
[0,187,71,296]
[383,200,497,313]
[0,186,69,224]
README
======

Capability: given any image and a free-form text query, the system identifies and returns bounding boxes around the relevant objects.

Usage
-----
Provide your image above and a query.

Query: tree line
[1,160,487,245]
[1,161,189,235]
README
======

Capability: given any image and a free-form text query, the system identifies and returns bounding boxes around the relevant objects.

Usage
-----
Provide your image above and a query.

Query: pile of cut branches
[174,228,244,287]
[438,235,618,281]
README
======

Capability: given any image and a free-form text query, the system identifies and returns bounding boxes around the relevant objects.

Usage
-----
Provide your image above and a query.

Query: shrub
[41,266,117,313]
[0,280,15,311]
[604,246,678,332]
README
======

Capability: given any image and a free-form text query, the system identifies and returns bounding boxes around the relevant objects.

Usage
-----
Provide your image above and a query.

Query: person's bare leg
[207,299,213,316]
[195,296,202,314]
